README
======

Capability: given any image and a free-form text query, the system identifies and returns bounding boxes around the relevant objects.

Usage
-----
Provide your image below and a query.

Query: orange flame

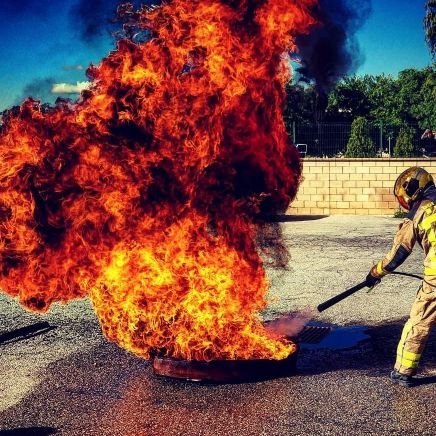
[0,0,317,360]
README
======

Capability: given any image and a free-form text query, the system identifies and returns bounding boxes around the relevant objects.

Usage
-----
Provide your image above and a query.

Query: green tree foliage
[410,66,436,128]
[322,67,436,129]
[425,0,436,58]
[396,68,431,126]
[326,74,402,124]
[367,74,401,125]
[285,66,435,132]
[393,125,417,157]
[345,116,377,157]
[283,83,316,125]
[326,75,373,121]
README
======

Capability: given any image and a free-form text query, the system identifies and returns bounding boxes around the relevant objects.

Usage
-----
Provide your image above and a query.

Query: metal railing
[284,120,436,158]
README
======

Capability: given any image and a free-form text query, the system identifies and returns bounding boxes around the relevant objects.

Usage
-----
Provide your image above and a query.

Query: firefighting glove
[365,271,381,289]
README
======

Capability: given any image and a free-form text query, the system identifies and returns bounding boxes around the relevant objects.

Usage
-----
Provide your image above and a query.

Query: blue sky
[0,0,432,112]
[0,0,118,111]
[356,1,432,76]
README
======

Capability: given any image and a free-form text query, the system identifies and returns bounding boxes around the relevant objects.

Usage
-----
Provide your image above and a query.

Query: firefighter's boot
[390,370,416,387]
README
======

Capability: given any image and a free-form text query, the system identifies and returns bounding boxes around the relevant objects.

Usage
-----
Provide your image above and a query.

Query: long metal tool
[317,280,369,312]
[316,271,423,313]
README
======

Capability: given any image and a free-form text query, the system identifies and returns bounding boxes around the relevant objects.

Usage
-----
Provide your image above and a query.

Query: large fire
[0,0,317,360]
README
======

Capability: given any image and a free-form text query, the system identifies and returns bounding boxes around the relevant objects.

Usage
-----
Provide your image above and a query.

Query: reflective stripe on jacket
[375,186,436,284]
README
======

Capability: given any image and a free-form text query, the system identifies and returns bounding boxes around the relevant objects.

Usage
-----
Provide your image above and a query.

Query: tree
[425,0,436,58]
[409,66,436,129]
[393,126,417,157]
[283,66,435,136]
[327,67,435,129]
[345,116,377,157]
[367,74,401,125]
[283,83,317,125]
[396,68,428,125]
[326,75,373,121]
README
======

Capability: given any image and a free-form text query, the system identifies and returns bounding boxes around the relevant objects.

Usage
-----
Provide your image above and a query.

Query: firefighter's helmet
[394,167,434,210]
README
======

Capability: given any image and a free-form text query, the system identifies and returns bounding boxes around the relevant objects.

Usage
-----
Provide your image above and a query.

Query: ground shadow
[415,375,436,386]
[0,317,435,434]
[296,317,436,383]
[0,428,57,435]
[264,214,328,222]
[0,322,56,345]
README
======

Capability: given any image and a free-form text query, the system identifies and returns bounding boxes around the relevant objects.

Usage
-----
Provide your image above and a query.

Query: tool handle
[317,280,368,312]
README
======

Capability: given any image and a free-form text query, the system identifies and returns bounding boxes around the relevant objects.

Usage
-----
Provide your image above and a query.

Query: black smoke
[16,78,57,106]
[69,0,153,44]
[69,0,122,43]
[295,0,372,92]
[2,0,50,16]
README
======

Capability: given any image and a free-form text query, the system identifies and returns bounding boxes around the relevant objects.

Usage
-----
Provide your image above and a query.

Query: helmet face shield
[394,174,411,210]
[396,192,410,210]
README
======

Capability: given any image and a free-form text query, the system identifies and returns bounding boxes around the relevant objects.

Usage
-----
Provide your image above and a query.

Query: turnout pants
[395,280,436,376]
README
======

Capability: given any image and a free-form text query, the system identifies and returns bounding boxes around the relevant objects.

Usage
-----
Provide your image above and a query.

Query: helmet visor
[394,171,411,211]
[396,194,410,211]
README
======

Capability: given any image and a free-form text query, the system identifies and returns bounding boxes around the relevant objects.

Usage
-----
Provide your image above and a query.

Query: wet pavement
[1,215,435,435]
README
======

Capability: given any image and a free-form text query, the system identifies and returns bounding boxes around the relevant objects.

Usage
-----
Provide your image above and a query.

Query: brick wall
[289,159,436,215]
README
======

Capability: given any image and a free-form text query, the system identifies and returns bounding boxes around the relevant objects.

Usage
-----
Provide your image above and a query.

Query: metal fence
[284,120,436,158]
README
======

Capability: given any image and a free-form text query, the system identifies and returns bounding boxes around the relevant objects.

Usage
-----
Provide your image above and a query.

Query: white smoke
[266,307,316,338]
[52,81,91,94]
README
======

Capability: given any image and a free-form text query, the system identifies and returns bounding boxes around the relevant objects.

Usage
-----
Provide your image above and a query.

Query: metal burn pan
[151,325,333,382]
[152,344,299,383]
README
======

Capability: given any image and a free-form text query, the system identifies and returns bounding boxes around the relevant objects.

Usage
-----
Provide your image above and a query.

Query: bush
[393,208,407,218]
[393,125,416,157]
[345,116,377,157]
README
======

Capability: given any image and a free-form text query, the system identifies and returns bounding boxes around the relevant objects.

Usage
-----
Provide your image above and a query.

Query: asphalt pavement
[1,215,435,436]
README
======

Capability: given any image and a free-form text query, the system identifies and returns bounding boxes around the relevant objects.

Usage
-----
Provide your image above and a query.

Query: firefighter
[366,167,436,387]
